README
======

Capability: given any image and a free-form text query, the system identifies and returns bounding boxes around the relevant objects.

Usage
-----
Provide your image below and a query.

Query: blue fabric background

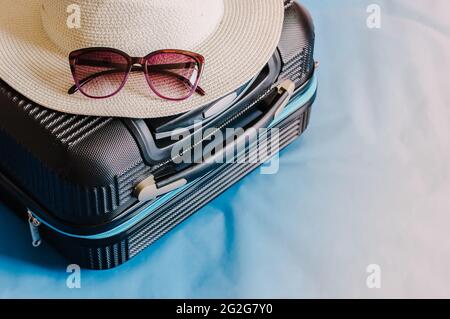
[1,0,449,298]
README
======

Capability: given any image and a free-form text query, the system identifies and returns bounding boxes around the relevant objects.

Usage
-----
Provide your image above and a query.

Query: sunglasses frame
[68,47,205,101]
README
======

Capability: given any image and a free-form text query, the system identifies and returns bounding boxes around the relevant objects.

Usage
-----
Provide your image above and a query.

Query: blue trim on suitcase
[32,74,318,240]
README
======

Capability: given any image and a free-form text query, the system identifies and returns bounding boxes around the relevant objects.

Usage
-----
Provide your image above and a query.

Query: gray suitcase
[0,1,317,269]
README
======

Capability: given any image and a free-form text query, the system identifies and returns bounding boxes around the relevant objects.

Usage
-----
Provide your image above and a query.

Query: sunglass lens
[72,50,129,98]
[145,53,200,100]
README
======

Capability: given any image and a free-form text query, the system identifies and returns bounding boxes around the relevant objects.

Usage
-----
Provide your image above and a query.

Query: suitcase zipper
[28,210,42,247]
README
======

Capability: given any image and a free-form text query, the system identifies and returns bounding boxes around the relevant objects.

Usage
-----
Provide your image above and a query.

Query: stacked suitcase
[0,1,317,269]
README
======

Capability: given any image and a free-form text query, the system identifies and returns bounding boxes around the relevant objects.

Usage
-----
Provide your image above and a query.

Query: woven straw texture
[0,0,284,118]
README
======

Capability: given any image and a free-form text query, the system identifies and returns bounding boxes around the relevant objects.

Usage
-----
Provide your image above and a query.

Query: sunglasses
[68,48,205,101]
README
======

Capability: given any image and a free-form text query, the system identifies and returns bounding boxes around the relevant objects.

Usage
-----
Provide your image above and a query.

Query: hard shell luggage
[0,1,317,269]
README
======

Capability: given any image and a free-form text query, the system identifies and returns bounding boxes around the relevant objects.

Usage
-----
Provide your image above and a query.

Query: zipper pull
[27,210,42,247]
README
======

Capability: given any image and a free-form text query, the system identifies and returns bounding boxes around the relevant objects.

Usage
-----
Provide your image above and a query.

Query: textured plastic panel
[0,83,151,224]
[278,3,315,87]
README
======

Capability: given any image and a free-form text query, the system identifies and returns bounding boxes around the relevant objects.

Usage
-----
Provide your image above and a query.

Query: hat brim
[0,0,284,118]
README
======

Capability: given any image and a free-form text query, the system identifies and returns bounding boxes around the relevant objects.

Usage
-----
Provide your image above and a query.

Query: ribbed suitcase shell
[0,98,314,269]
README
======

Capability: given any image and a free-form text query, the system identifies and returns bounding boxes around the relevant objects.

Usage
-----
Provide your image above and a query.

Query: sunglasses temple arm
[69,66,205,96]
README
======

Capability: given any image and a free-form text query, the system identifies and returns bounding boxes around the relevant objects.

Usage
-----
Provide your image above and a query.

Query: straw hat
[0,0,284,118]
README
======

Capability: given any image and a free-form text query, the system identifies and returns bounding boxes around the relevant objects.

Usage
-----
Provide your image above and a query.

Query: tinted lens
[145,53,200,100]
[72,50,130,98]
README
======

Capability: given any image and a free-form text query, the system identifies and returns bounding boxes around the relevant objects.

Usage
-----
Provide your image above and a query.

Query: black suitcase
[0,1,317,269]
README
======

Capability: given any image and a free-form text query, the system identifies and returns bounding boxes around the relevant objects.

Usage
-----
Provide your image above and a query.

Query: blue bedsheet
[1,0,449,298]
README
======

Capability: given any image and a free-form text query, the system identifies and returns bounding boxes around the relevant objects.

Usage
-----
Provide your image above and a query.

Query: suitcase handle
[134,80,296,202]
